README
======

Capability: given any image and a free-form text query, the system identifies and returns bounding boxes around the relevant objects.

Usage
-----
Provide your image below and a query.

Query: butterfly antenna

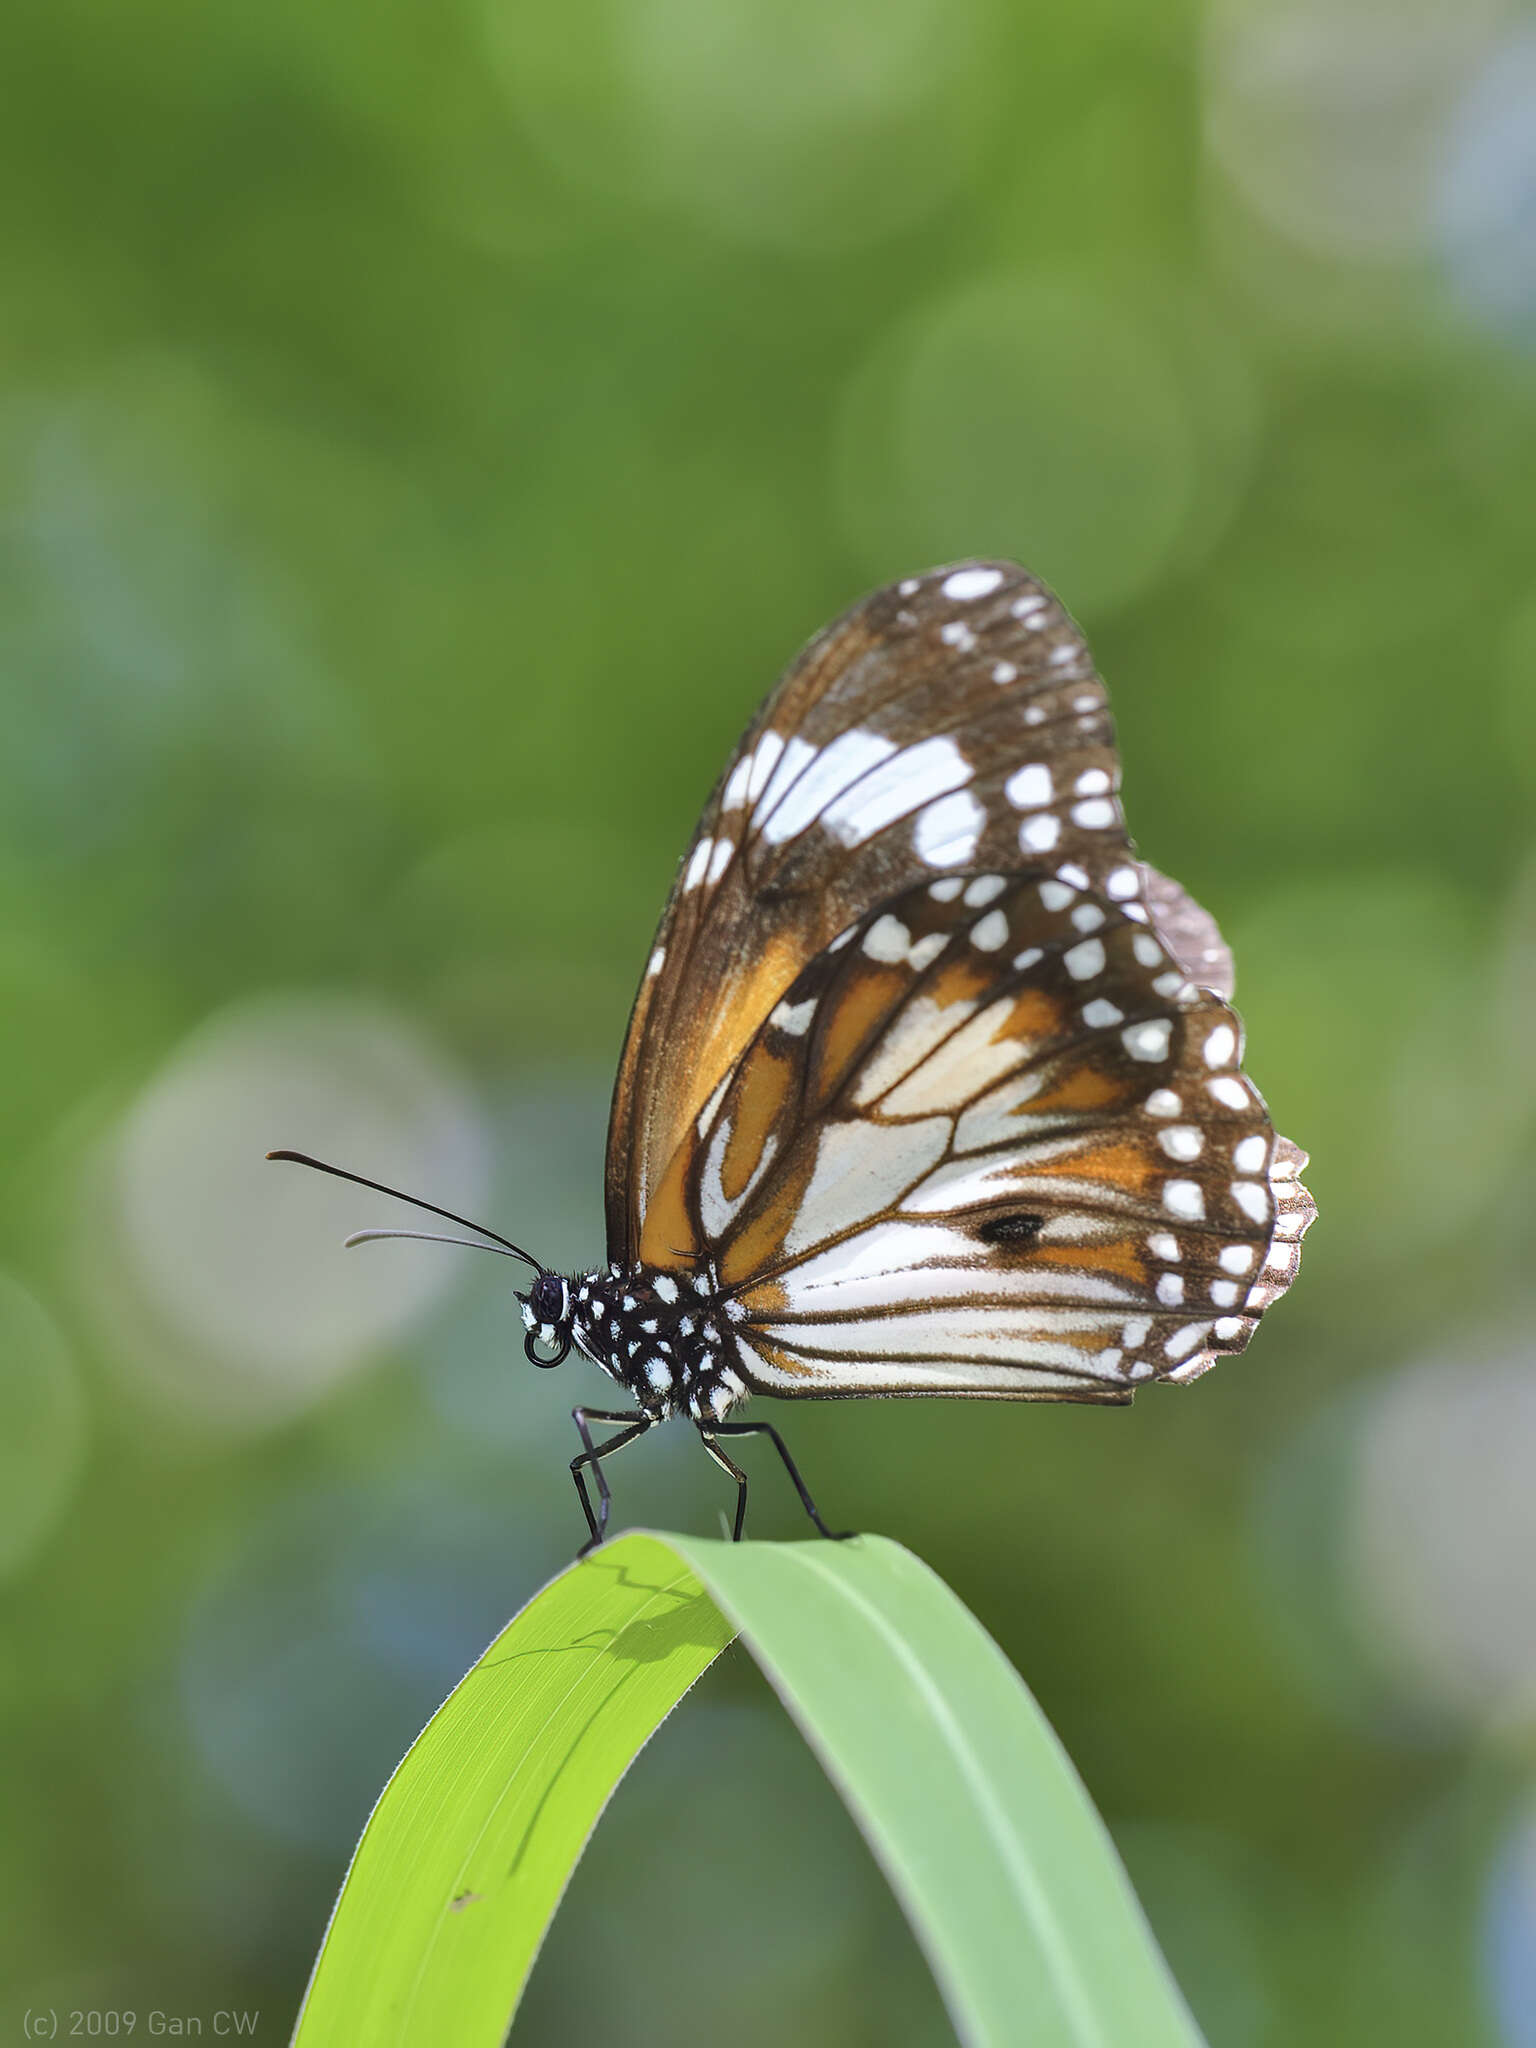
[265,1150,544,1274]
[342,1228,528,1260]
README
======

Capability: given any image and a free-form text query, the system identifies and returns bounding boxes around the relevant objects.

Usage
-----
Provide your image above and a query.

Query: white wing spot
[1214,1316,1245,1342]
[1158,1125,1204,1161]
[1105,866,1139,900]
[646,946,666,978]
[1132,933,1163,968]
[1072,798,1117,829]
[1152,971,1186,997]
[1011,593,1049,622]
[864,914,913,963]
[1122,1316,1152,1347]
[1020,814,1061,853]
[1156,1273,1185,1306]
[1023,704,1047,725]
[1164,1322,1211,1361]
[1012,946,1043,971]
[771,996,818,1037]
[1070,902,1105,932]
[683,838,714,890]
[1210,1280,1239,1307]
[907,931,949,972]
[963,875,1007,907]
[1064,937,1105,980]
[914,787,985,866]
[825,734,971,848]
[1204,1024,1237,1067]
[929,877,964,902]
[654,1275,679,1303]
[1081,997,1123,1028]
[1148,1231,1180,1261]
[1208,1076,1250,1110]
[1144,1088,1182,1116]
[706,836,734,884]
[1232,1180,1269,1223]
[992,661,1018,684]
[1124,1019,1173,1062]
[1218,1244,1254,1275]
[1233,1134,1267,1173]
[1075,768,1111,796]
[942,566,1004,600]
[940,620,977,651]
[1164,1179,1205,1220]
[1038,880,1073,912]
[1006,763,1053,809]
[970,909,1009,952]
[1056,862,1090,888]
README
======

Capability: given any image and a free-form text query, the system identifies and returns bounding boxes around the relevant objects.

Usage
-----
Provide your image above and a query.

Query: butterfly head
[518,1271,574,1368]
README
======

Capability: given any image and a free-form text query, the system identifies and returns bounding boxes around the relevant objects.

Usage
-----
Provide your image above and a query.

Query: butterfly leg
[696,1428,752,1542]
[570,1407,653,1557]
[707,1421,854,1542]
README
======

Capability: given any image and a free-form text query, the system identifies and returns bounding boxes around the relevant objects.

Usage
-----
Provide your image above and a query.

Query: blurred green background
[3,0,1535,2042]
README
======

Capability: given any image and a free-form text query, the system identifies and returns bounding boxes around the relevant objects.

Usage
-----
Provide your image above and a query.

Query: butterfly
[272,559,1314,1554]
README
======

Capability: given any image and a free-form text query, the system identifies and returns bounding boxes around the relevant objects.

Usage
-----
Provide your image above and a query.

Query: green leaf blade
[664,1533,1206,2048]
[291,1533,736,2048]
[292,1530,1203,2048]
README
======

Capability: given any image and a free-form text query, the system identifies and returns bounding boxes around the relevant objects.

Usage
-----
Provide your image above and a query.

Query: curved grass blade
[666,1532,1206,2048]
[290,1533,735,2047]
[292,1530,1203,2048]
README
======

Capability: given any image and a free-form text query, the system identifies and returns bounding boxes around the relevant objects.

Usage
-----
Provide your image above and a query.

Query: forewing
[685,867,1313,1402]
[606,560,1232,1267]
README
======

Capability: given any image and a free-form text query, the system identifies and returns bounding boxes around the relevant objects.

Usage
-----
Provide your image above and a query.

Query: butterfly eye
[530,1273,568,1325]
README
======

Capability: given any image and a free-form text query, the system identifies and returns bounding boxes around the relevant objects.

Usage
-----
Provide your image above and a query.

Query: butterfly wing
[690,868,1313,1400]
[606,560,1232,1269]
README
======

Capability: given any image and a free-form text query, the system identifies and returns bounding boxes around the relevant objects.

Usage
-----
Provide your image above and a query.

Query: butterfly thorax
[521,1266,753,1422]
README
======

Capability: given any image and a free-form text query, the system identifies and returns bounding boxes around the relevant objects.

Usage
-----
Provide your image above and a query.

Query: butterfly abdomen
[568,1267,753,1421]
